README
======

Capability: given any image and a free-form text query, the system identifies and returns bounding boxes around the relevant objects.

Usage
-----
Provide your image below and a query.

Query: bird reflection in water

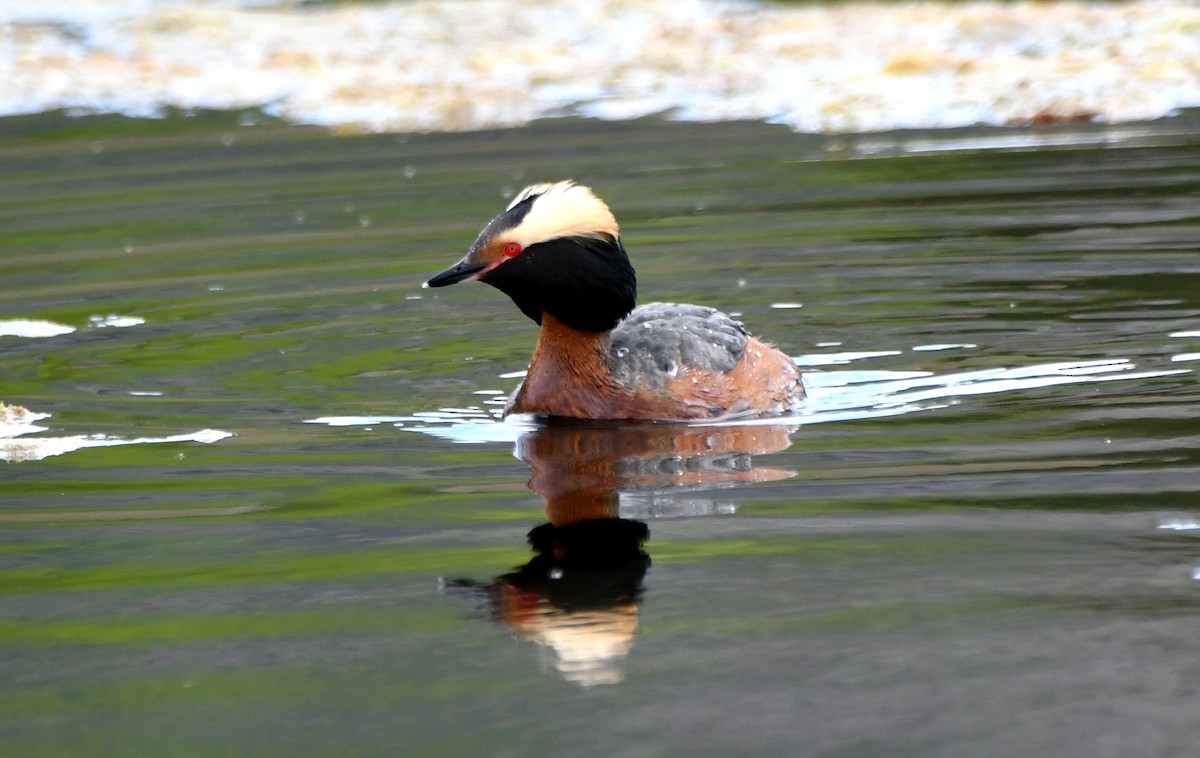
[444,420,795,686]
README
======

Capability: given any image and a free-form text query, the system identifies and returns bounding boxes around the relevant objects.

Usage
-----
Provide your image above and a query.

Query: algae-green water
[2,110,1200,756]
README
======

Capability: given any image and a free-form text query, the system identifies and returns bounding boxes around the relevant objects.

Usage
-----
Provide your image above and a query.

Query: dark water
[3,110,1200,756]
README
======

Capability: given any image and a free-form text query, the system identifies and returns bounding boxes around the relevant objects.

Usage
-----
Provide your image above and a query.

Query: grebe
[424,181,803,421]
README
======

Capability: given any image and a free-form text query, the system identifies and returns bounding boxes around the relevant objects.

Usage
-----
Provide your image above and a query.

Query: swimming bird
[424,181,803,420]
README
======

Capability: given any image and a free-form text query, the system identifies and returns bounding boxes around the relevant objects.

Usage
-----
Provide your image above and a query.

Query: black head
[425,181,637,332]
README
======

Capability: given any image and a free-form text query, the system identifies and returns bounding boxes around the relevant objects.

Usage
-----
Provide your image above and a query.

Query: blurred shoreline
[4,0,1200,135]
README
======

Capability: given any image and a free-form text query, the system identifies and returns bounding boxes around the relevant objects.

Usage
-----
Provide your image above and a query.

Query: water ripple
[303,356,1189,443]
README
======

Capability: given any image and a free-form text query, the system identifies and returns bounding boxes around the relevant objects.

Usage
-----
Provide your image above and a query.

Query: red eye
[503,242,522,257]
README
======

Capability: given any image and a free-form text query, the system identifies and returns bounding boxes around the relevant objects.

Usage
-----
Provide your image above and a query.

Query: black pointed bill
[423,258,486,288]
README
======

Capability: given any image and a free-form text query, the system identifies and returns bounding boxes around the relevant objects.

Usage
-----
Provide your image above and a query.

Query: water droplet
[403,165,417,179]
[737,278,747,287]
[548,567,564,580]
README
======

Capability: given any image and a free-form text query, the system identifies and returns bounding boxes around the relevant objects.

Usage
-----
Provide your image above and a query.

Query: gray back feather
[605,302,749,388]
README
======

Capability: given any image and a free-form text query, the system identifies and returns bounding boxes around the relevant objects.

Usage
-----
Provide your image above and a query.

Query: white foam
[1159,519,1200,531]
[793,350,903,367]
[89,314,145,329]
[1,418,234,462]
[912,343,978,352]
[0,319,76,338]
[4,0,1199,133]
[303,415,418,427]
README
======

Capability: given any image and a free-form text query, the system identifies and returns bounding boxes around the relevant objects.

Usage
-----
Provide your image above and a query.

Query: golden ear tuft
[506,181,566,211]
[505,180,619,245]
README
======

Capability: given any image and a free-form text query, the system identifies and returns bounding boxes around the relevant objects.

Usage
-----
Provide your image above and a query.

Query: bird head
[425,181,637,332]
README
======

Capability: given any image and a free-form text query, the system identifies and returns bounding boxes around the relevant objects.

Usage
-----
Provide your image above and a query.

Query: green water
[2,110,1200,756]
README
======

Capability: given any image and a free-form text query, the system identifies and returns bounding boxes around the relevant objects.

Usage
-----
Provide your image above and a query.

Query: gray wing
[605,302,749,388]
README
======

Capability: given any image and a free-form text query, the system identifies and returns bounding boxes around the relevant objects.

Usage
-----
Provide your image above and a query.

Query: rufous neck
[534,312,609,360]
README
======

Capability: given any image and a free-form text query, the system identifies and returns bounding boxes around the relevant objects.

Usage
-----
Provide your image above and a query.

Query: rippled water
[3,110,1200,755]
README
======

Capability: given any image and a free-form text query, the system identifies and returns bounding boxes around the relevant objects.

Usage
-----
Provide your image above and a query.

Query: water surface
[2,111,1200,756]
